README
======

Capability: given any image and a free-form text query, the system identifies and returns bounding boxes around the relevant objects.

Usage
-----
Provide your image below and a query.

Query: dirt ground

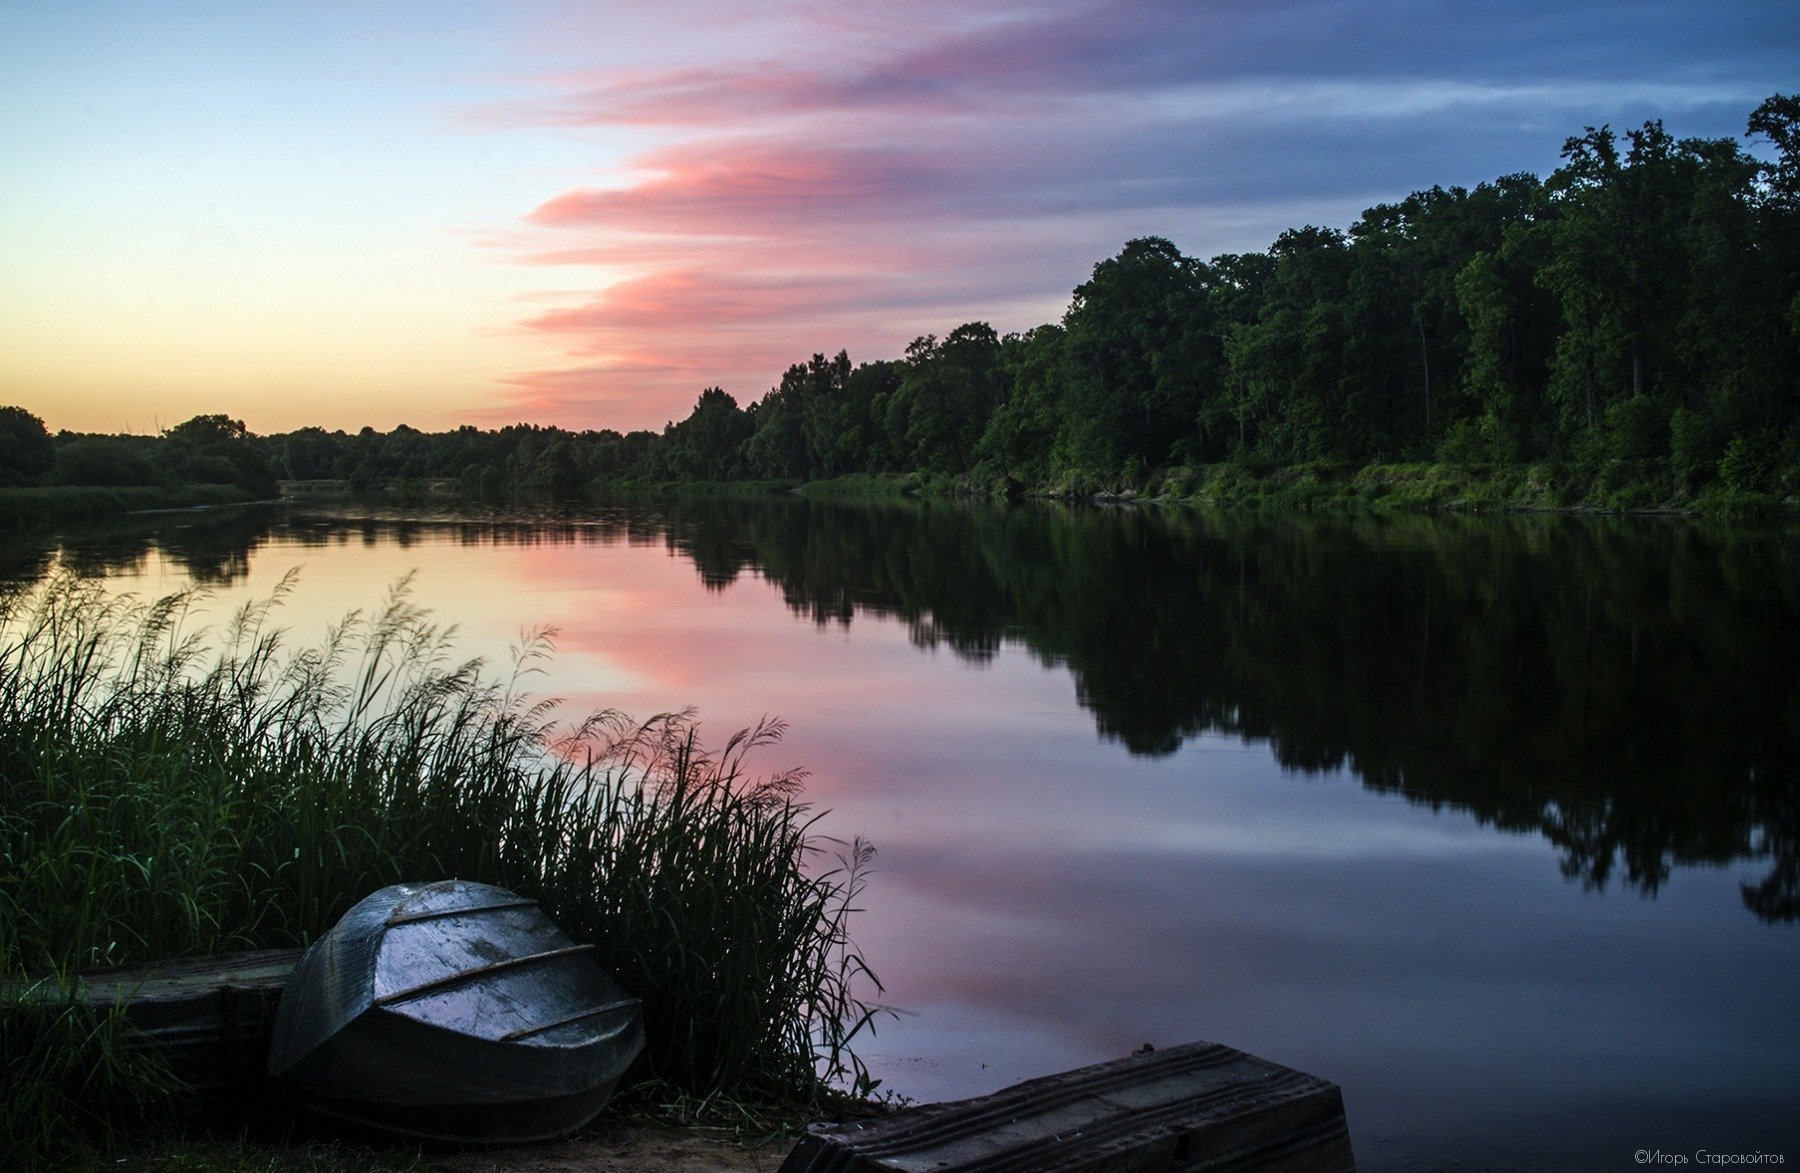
[421,1123,798,1173]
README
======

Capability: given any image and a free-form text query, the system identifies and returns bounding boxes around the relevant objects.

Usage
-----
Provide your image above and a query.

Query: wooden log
[779,1040,1355,1172]
[7,948,303,1097]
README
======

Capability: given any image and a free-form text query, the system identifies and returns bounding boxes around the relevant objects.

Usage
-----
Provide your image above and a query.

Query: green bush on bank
[0,574,881,1166]
[796,473,948,501]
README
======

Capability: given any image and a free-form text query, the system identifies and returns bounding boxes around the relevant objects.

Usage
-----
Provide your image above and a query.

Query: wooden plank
[779,1041,1355,1172]
[6,949,303,1097]
[17,948,304,1006]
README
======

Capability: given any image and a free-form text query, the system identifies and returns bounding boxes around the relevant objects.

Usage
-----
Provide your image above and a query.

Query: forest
[5,95,1797,512]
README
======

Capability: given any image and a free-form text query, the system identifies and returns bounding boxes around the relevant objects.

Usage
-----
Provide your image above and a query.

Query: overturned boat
[268,880,644,1144]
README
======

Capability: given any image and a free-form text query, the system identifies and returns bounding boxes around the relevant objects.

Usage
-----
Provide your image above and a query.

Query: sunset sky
[2,1,1793,436]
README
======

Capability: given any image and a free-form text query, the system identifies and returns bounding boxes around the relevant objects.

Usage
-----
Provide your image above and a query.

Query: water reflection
[7,498,1797,925]
[751,501,1798,922]
[2,506,277,586]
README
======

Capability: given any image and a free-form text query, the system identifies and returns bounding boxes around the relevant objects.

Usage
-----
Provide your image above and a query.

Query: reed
[0,572,883,1163]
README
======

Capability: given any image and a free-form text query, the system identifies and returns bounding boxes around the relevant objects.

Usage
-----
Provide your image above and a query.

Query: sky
[1,1,1794,437]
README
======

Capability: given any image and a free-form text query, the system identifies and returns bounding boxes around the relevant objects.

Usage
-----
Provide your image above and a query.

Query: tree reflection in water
[11,498,1796,921]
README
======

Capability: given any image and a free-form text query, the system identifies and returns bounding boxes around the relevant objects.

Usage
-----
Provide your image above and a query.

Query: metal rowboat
[267,880,644,1144]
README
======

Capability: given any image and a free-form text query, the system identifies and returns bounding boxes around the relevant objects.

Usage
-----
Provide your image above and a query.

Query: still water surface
[8,498,1798,1170]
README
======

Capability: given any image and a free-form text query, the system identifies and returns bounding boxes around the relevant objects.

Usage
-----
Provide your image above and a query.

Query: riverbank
[554,460,1795,517]
[0,483,264,530]
[1155,460,1791,517]
[786,461,1795,517]
[19,463,1783,525]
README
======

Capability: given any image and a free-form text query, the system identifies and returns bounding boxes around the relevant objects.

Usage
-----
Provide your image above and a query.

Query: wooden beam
[780,1040,1355,1172]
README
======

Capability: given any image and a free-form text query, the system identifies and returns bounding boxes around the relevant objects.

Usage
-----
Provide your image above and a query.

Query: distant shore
[4,462,1791,537]
[0,483,264,530]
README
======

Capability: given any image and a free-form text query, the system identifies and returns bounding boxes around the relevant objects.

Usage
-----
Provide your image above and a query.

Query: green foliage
[517,436,584,498]
[971,325,1066,488]
[0,576,884,1165]
[1061,238,1218,470]
[887,326,1004,475]
[54,435,163,487]
[1747,93,1800,202]
[805,356,894,477]
[657,388,755,481]
[156,415,279,496]
[1719,431,1777,492]
[1668,406,1715,493]
[0,406,55,485]
[0,998,174,1166]
[795,473,919,501]
[1604,394,1670,463]
[1695,487,1780,518]
[1436,418,1492,465]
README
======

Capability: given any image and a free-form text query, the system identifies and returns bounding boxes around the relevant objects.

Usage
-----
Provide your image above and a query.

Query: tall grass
[1,572,883,1162]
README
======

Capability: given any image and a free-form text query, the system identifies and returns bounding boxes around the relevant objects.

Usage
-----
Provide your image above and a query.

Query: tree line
[0,410,277,497]
[7,96,1795,506]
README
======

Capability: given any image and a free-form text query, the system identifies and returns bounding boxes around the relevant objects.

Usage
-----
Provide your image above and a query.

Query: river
[6,496,1797,1170]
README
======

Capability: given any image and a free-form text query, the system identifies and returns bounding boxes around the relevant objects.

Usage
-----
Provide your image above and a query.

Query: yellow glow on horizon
[0,243,636,435]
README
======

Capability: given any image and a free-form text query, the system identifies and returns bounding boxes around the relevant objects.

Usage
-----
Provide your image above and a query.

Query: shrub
[1719,432,1775,493]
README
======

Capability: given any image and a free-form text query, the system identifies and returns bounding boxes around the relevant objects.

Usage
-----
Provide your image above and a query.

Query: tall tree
[744,360,820,479]
[886,324,1005,475]
[1222,227,1352,461]
[1061,238,1215,473]
[975,325,1069,487]
[658,388,754,481]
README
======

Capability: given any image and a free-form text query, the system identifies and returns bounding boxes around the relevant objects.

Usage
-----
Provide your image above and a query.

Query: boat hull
[269,880,644,1144]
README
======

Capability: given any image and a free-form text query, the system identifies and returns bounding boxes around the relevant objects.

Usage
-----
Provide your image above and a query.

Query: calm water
[8,498,1798,1170]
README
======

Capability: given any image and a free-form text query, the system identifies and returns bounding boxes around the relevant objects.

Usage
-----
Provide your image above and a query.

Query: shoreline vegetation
[6,96,1800,529]
[0,574,885,1169]
[2,457,1792,533]
[0,483,269,528]
[288,459,1794,519]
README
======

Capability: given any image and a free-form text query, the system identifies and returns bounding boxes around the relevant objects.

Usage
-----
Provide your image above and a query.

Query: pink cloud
[510,231,930,273]
[524,269,873,333]
[482,2,1271,429]
[487,367,662,421]
[495,357,753,420]
[525,142,941,236]
[493,64,972,128]
[490,128,1114,427]
[491,228,1095,428]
